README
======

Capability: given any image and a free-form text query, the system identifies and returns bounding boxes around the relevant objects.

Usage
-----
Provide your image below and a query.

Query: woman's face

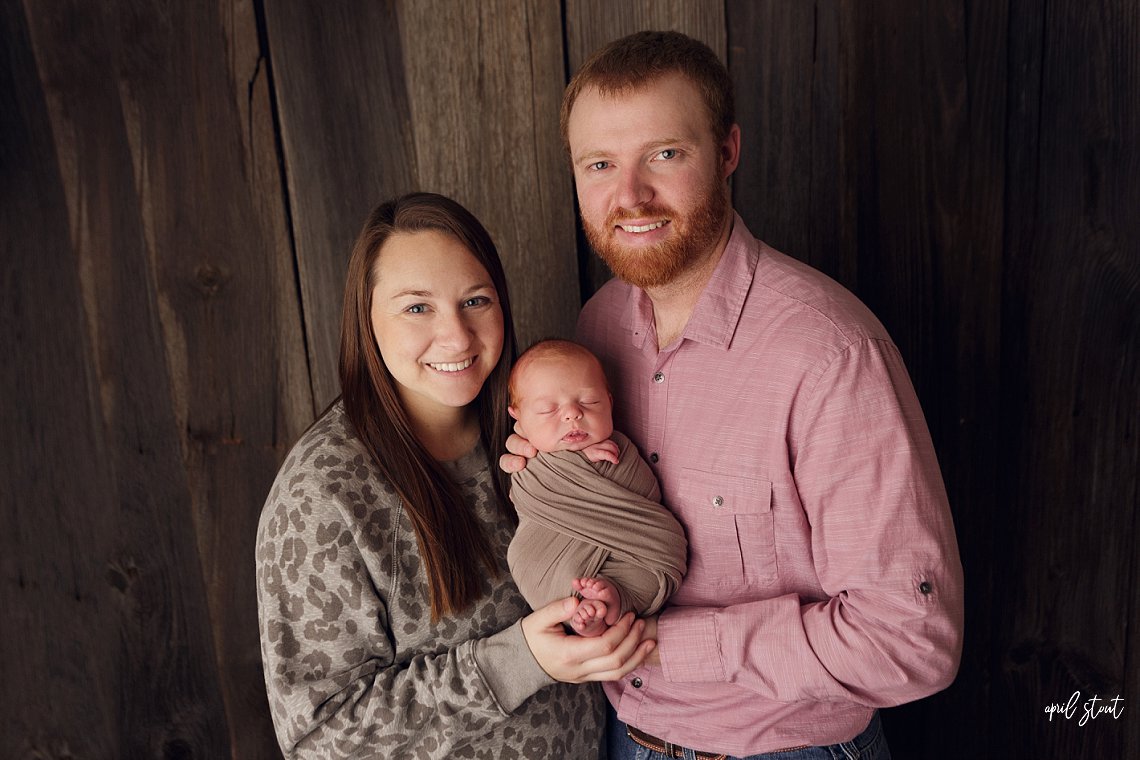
[370,230,504,428]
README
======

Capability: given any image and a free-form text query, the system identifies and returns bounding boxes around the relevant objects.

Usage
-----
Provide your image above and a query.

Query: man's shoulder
[746,241,890,346]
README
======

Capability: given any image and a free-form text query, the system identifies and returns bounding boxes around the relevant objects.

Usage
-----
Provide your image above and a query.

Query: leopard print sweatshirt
[256,403,604,759]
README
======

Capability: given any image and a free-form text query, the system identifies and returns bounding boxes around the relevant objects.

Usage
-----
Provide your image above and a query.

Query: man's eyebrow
[575,149,610,163]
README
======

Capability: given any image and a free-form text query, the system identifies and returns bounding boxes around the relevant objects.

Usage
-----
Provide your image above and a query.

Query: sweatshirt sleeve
[658,339,964,706]
[255,473,552,759]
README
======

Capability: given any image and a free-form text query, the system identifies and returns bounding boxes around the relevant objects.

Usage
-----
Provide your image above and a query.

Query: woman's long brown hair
[338,193,518,621]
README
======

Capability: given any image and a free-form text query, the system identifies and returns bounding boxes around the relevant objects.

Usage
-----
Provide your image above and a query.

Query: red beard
[584,175,728,290]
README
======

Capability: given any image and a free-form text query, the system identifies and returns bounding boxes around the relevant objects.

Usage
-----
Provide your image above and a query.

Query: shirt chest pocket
[677,469,777,586]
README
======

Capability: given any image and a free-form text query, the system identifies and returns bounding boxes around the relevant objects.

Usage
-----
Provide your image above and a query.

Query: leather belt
[626,726,727,760]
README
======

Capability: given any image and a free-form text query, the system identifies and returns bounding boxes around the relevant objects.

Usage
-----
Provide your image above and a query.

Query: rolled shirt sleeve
[659,339,964,706]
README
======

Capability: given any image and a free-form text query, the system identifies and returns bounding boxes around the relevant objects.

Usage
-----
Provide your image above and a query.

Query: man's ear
[720,123,741,179]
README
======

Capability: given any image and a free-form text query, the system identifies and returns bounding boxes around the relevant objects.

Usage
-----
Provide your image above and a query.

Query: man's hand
[581,439,620,465]
[499,431,538,474]
[521,597,656,683]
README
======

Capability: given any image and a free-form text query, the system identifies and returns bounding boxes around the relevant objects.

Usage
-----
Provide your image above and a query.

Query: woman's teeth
[428,357,474,372]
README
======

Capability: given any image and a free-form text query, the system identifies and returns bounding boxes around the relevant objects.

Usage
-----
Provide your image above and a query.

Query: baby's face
[509,356,614,454]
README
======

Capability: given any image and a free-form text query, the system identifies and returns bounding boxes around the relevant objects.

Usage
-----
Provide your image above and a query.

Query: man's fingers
[505,433,538,458]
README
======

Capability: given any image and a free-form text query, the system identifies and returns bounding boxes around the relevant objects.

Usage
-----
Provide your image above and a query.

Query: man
[507,31,963,758]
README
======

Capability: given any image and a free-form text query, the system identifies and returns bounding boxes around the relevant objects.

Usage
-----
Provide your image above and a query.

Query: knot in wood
[194,264,227,296]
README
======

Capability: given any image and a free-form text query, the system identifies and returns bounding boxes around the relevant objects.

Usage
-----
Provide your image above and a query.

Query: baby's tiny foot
[570,598,609,637]
[575,577,622,625]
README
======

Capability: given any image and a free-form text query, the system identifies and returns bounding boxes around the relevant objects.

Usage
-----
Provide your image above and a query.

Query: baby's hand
[581,439,620,465]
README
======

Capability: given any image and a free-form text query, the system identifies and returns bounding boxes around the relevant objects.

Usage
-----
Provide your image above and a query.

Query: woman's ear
[508,405,519,420]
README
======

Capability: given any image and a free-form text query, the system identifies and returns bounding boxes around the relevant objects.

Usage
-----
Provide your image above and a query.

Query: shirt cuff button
[631,677,643,688]
[919,581,933,595]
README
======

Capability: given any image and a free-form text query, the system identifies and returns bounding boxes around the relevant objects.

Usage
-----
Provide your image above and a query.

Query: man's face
[566,73,738,290]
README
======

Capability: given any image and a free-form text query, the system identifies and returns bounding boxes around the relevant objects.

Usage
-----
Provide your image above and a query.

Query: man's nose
[615,167,652,211]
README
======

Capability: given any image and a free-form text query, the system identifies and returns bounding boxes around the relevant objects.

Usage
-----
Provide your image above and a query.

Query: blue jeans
[605,703,891,760]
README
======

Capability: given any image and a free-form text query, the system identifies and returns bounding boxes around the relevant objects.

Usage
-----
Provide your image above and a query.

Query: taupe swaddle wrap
[507,430,687,617]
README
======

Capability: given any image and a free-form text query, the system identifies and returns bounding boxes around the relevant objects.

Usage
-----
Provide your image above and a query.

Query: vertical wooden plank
[998,0,1140,756]
[727,1,850,287]
[262,1,418,409]
[9,0,311,757]
[926,1,1009,757]
[10,1,233,756]
[1,3,120,755]
[113,0,312,755]
[397,0,579,350]
[564,0,726,296]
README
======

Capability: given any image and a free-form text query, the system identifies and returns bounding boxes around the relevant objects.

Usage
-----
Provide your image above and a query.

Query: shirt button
[712,495,724,508]
[919,581,933,595]
[652,371,665,383]
[631,677,643,689]
[649,452,659,463]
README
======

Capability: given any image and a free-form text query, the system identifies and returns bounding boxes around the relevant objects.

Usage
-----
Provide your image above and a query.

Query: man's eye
[589,161,609,171]
[658,149,677,160]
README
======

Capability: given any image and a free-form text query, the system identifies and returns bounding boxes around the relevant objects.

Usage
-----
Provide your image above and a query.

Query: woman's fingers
[521,601,656,684]
[575,612,652,680]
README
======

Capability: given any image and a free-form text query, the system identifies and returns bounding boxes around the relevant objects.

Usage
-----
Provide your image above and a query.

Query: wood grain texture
[996,0,1140,755]
[5,0,311,756]
[397,0,579,350]
[727,1,849,287]
[1,6,121,756]
[262,0,418,409]
[564,0,726,296]
[9,1,233,756]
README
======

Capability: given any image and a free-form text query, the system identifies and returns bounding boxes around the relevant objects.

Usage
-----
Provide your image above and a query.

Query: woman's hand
[521,597,656,683]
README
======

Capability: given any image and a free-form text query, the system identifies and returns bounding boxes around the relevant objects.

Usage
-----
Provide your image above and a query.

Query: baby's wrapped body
[508,430,688,617]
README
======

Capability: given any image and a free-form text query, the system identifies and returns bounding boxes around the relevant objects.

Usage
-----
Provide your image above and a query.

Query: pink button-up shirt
[578,214,964,756]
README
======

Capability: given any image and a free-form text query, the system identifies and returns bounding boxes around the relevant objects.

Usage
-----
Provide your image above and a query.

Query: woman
[256,193,652,759]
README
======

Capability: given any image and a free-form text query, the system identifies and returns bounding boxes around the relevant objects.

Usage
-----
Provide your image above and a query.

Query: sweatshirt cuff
[473,619,555,713]
[659,607,727,683]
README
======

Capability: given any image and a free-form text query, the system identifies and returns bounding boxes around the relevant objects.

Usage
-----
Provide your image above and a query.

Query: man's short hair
[560,30,735,155]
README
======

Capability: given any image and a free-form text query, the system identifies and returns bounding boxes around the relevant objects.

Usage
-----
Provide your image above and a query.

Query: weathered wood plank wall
[2,1,1137,758]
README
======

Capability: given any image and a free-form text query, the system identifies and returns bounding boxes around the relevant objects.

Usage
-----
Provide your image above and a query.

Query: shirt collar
[620,212,758,351]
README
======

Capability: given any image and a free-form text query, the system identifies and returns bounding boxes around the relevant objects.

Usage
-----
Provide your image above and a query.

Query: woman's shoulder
[260,401,398,532]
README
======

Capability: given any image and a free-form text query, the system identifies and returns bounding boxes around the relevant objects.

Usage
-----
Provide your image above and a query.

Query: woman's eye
[463,296,491,308]
[406,304,427,314]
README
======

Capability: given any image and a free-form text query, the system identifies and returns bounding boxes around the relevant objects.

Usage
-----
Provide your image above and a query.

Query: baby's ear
[507,405,519,420]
